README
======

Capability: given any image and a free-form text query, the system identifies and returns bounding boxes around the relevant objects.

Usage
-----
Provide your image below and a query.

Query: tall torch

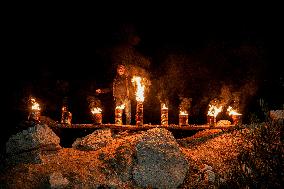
[28,97,41,122]
[207,104,223,127]
[161,103,168,126]
[91,107,102,124]
[227,106,242,125]
[132,76,145,126]
[115,104,125,125]
[61,106,72,125]
[179,111,188,126]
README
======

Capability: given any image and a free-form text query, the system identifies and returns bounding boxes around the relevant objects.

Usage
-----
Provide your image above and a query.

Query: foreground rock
[6,124,61,164]
[72,129,113,150]
[133,128,189,189]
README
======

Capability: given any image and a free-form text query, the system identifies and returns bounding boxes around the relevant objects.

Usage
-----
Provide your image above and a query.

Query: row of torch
[27,76,242,126]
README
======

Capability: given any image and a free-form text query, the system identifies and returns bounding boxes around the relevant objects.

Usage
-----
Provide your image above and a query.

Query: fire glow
[31,98,40,111]
[132,76,145,126]
[207,104,223,118]
[115,104,125,125]
[227,106,242,116]
[91,107,102,114]
[131,76,145,102]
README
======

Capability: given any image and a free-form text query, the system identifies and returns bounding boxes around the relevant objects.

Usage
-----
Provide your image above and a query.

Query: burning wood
[207,104,223,127]
[227,106,242,125]
[91,107,102,124]
[61,106,72,125]
[178,97,192,126]
[132,76,146,126]
[28,97,41,122]
[87,96,103,124]
[161,103,169,126]
[179,111,188,126]
[115,104,125,125]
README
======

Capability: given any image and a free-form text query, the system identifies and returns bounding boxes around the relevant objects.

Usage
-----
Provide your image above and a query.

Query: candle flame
[91,107,102,114]
[227,106,242,116]
[132,76,145,102]
[207,104,222,117]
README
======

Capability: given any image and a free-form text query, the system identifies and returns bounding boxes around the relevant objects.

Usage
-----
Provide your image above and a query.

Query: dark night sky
[4,5,283,129]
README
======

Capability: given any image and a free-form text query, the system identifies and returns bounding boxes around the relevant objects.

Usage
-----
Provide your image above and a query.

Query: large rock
[6,124,61,164]
[133,128,189,189]
[72,129,113,151]
[6,124,61,155]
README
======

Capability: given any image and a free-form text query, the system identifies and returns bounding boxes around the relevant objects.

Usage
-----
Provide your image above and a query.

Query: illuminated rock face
[6,124,61,164]
[133,128,189,189]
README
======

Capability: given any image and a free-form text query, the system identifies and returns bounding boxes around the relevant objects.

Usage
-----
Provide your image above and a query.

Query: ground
[0,128,246,188]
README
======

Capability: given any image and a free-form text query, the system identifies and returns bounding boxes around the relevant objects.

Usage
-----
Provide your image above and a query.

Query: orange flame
[207,104,222,117]
[31,98,40,111]
[116,104,125,110]
[91,107,102,114]
[227,106,242,116]
[161,103,168,110]
[131,76,145,102]
[180,110,188,115]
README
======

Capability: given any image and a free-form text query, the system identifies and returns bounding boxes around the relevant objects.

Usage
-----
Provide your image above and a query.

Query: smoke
[179,97,192,112]
[86,96,102,110]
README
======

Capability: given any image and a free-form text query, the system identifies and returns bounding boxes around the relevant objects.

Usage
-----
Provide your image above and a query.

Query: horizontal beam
[54,124,236,131]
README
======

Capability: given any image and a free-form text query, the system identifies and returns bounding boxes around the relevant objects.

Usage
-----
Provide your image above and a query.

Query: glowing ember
[207,105,223,118]
[227,106,242,116]
[91,107,102,114]
[131,76,145,102]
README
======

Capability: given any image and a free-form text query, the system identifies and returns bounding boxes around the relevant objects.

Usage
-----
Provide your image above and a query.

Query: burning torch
[61,106,72,125]
[179,111,188,126]
[28,97,41,122]
[161,103,169,126]
[132,76,145,126]
[207,104,223,127]
[91,107,103,124]
[227,106,242,125]
[115,104,125,125]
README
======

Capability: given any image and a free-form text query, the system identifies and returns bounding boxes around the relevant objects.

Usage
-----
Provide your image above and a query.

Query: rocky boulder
[133,128,189,189]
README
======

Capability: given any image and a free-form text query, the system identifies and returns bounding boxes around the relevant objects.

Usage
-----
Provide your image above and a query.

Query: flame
[116,104,125,110]
[227,106,242,116]
[161,103,168,110]
[180,111,188,115]
[207,104,223,117]
[91,107,102,114]
[131,76,145,102]
[31,98,40,111]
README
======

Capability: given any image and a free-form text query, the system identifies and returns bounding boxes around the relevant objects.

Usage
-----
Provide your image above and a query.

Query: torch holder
[161,108,169,126]
[115,108,123,125]
[92,113,102,124]
[207,115,216,127]
[136,102,143,126]
[179,114,188,126]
